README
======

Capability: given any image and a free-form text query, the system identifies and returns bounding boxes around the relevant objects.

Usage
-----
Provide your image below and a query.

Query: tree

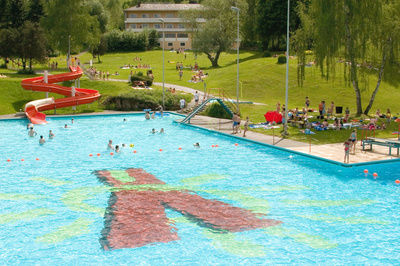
[42,0,101,61]
[18,21,47,70]
[7,0,27,28]
[90,35,107,63]
[294,0,400,116]
[27,0,45,23]
[256,0,302,51]
[182,0,247,67]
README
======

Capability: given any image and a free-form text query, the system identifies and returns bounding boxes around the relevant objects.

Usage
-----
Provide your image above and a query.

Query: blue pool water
[0,113,399,264]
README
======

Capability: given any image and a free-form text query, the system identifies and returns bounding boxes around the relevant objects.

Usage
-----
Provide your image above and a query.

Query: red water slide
[21,66,101,124]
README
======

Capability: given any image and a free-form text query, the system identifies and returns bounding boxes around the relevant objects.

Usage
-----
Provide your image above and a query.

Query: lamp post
[67,35,71,68]
[159,18,165,110]
[283,0,290,136]
[231,6,240,113]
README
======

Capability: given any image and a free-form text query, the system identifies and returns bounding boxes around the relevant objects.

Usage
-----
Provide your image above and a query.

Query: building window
[142,24,148,28]
[158,32,163,38]
[166,24,173,29]
[142,14,148,18]
[180,42,185,47]
[168,43,173,46]
[154,14,160,18]
[154,24,161,29]
[177,33,188,38]
[178,24,185,29]
[130,24,136,29]
[166,13,174,18]
[129,14,137,18]
[166,33,176,38]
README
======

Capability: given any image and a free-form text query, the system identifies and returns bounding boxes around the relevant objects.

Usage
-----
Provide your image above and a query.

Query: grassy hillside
[77,50,400,122]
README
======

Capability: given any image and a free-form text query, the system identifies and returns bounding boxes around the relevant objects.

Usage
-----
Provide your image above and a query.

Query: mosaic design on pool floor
[94,168,282,250]
[0,170,388,257]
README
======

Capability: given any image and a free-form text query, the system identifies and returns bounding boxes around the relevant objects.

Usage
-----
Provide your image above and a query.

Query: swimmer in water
[28,127,37,137]
[71,118,74,124]
[151,112,155,119]
[151,128,157,134]
[64,124,68,128]
[123,118,127,122]
[159,128,164,134]
[108,140,114,150]
[193,142,200,148]
[122,143,126,148]
[27,123,33,129]
[115,145,120,153]
[39,135,45,144]
[145,111,150,120]
[49,130,55,139]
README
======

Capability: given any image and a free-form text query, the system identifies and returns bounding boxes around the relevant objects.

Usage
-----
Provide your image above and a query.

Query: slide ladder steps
[181,98,233,124]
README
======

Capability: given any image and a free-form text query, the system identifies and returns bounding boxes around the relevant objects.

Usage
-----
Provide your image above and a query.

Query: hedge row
[103,29,158,52]
[101,89,192,111]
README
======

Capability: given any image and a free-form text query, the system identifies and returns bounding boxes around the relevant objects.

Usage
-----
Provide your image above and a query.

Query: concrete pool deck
[1,111,399,165]
[183,115,400,165]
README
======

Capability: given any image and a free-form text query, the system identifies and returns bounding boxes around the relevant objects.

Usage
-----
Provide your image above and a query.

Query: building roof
[124,3,202,12]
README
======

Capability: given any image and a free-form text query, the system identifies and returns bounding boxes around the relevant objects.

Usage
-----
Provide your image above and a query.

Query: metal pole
[67,35,71,68]
[236,9,240,113]
[159,18,165,110]
[284,0,290,136]
[231,7,240,113]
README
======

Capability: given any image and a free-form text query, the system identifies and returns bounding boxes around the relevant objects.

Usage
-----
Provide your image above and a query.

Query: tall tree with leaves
[256,0,301,51]
[27,0,45,23]
[42,0,101,63]
[294,0,400,115]
[182,0,247,67]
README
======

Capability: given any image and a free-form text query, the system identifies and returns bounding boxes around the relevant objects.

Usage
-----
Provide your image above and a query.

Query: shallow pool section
[0,114,399,264]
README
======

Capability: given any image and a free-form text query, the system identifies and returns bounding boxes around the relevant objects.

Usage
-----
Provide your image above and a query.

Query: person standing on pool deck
[39,136,45,145]
[344,139,351,163]
[350,129,357,154]
[49,130,55,139]
[243,117,249,137]
[28,127,37,137]
[194,91,199,106]
[180,98,186,111]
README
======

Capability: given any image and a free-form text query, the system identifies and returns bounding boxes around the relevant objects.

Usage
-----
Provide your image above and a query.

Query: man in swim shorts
[39,136,45,144]
[28,127,37,137]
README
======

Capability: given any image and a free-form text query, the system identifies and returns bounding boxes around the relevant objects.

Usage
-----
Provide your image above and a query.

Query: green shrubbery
[277,55,286,64]
[103,29,159,52]
[262,50,272,57]
[130,72,153,86]
[101,89,192,111]
[203,102,232,119]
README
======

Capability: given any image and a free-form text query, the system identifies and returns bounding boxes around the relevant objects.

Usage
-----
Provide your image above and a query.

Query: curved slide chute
[21,66,101,124]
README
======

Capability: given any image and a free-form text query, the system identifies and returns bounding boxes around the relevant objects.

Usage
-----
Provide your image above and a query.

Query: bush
[101,89,192,111]
[17,69,35,74]
[277,55,287,64]
[104,29,155,52]
[203,102,232,119]
[263,50,272,57]
[130,73,153,86]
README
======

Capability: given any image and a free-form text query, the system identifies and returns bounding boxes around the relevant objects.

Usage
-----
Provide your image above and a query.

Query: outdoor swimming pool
[0,113,399,264]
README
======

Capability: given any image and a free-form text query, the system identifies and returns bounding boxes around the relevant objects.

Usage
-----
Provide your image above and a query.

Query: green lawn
[1,49,400,144]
